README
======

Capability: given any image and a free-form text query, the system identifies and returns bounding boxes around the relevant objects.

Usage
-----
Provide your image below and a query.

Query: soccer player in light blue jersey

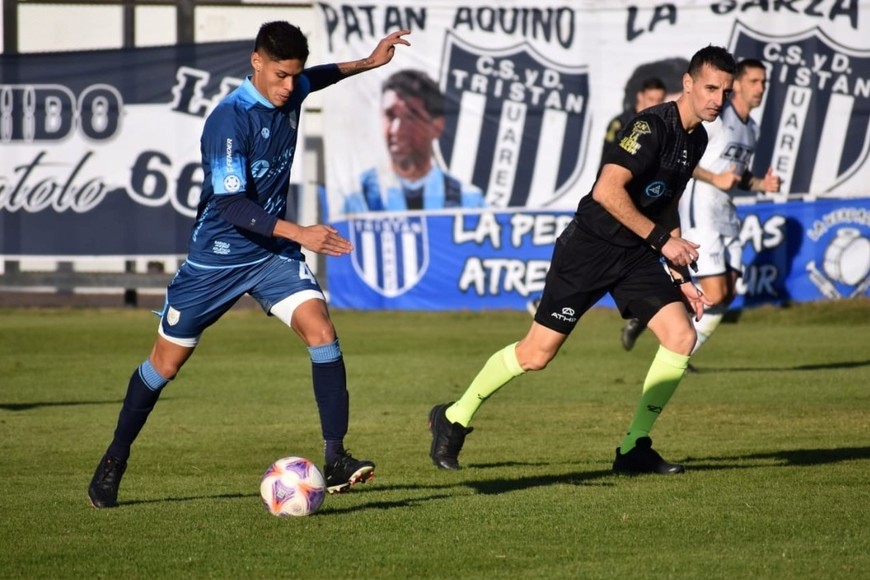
[343,69,484,213]
[88,21,411,508]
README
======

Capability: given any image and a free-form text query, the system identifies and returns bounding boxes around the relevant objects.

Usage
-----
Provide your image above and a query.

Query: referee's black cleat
[324,453,375,494]
[612,437,685,475]
[428,402,473,470]
[621,318,647,351]
[88,454,127,508]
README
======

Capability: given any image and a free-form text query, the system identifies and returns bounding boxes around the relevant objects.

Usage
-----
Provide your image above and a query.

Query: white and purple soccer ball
[259,456,326,517]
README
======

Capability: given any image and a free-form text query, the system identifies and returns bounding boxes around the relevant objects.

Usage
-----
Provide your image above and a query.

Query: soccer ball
[259,456,326,517]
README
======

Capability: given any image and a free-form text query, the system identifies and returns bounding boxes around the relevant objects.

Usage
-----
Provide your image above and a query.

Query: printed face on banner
[730,22,870,196]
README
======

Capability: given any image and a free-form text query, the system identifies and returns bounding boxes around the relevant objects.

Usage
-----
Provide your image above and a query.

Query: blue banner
[327,197,870,310]
[0,42,251,256]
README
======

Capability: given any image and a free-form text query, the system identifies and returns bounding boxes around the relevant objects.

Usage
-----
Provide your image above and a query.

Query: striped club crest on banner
[349,216,429,297]
[437,32,590,209]
[730,22,870,196]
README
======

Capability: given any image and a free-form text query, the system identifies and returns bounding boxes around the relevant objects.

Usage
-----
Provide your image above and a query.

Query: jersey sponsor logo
[722,142,754,165]
[619,120,651,155]
[251,160,269,179]
[223,174,241,192]
[645,180,667,198]
[730,22,870,196]
[348,216,429,297]
[438,32,589,209]
[212,240,230,255]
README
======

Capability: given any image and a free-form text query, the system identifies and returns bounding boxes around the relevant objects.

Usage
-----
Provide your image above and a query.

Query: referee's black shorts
[533,219,685,335]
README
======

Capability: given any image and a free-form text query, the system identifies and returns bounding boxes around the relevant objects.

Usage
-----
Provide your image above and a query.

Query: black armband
[738,169,754,191]
[645,224,671,252]
[215,194,279,238]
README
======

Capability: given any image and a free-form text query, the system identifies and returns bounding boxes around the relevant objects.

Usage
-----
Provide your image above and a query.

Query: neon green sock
[620,345,689,454]
[446,342,525,427]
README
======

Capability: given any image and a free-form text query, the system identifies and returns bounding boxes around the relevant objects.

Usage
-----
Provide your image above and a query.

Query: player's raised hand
[368,29,411,67]
[296,224,353,256]
[761,166,782,193]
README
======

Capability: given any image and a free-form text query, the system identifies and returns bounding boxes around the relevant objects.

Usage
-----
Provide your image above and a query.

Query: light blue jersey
[344,164,485,213]
[188,70,334,267]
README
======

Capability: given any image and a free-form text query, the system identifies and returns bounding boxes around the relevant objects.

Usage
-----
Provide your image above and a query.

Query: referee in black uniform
[428,45,737,474]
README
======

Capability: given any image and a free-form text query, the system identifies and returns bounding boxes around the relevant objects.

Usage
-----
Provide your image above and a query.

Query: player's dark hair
[640,77,667,92]
[736,58,766,79]
[254,21,309,63]
[622,58,686,111]
[687,45,737,78]
[382,69,444,118]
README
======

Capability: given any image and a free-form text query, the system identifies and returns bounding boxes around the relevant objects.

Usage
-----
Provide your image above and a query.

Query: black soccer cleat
[612,437,685,475]
[88,454,127,508]
[621,318,647,351]
[428,402,473,470]
[324,453,375,494]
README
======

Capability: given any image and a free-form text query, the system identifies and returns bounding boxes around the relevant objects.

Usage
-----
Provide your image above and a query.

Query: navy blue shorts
[159,255,322,342]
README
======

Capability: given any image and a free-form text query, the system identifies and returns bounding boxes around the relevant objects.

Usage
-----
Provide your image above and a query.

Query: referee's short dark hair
[640,77,667,92]
[687,45,737,78]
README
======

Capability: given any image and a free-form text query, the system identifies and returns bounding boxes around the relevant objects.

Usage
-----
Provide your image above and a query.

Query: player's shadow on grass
[685,445,870,471]
[0,399,124,411]
[1,395,185,412]
[116,491,257,508]
[466,469,615,495]
[699,358,870,373]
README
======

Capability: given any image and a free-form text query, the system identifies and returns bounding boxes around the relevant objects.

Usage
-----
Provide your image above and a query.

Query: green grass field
[2,301,869,579]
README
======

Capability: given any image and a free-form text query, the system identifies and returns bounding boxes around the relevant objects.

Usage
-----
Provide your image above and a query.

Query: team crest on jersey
[806,221,870,300]
[619,120,651,155]
[729,22,870,195]
[437,32,589,208]
[348,216,429,297]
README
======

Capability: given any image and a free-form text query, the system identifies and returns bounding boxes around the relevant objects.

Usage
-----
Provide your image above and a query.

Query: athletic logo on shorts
[349,216,429,297]
[730,22,870,195]
[438,32,589,209]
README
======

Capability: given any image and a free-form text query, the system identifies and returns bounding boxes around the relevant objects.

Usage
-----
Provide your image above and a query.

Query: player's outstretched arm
[693,164,740,191]
[746,166,782,193]
[336,29,411,78]
[273,221,353,257]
